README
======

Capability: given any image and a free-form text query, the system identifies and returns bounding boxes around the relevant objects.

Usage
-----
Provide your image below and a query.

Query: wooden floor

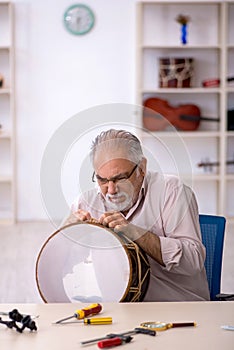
[0,221,233,303]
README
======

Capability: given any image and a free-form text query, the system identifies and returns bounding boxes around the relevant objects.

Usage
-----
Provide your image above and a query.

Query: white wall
[14,0,137,220]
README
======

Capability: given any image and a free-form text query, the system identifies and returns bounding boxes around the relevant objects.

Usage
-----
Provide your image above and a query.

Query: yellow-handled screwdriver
[83,317,112,325]
[54,303,102,324]
[55,317,113,325]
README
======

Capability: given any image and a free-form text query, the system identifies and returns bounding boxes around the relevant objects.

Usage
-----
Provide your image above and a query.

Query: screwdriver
[55,317,112,325]
[81,327,156,345]
[55,303,102,324]
[98,335,133,348]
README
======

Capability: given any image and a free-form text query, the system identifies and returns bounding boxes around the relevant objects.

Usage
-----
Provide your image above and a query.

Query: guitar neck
[180,115,220,122]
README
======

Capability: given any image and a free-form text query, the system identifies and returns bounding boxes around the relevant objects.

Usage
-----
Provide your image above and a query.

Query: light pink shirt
[72,172,210,301]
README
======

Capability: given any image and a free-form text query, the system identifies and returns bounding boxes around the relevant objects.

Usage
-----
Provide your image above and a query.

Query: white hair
[90,129,144,165]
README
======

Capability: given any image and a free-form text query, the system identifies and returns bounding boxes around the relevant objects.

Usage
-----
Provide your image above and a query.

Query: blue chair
[199,214,226,301]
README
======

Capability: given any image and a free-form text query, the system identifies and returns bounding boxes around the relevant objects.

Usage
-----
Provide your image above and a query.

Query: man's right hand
[64,209,92,225]
[73,209,92,221]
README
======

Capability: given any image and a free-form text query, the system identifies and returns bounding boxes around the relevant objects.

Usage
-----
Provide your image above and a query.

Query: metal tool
[0,309,38,333]
[221,325,234,331]
[54,303,102,324]
[80,327,156,346]
[0,310,39,320]
[140,321,196,331]
[54,317,112,325]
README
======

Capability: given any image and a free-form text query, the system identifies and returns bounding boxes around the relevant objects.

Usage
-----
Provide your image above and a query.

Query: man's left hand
[99,211,143,241]
[99,211,128,231]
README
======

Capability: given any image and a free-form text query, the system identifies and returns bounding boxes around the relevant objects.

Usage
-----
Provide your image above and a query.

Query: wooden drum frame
[35,221,150,303]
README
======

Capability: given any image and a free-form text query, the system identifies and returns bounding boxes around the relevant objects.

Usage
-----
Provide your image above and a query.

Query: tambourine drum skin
[35,222,150,303]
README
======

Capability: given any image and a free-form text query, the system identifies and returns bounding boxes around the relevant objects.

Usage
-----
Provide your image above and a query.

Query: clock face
[63,4,95,35]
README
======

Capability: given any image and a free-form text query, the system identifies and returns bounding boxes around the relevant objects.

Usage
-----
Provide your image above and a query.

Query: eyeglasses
[92,164,138,186]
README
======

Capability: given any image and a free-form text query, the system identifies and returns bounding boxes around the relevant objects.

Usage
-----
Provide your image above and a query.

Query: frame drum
[35,222,150,303]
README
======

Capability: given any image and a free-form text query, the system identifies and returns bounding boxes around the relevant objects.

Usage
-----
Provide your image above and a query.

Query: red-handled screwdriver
[98,336,133,348]
[54,303,102,324]
[81,327,156,345]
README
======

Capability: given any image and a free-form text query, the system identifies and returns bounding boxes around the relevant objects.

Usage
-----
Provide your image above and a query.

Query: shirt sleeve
[159,183,206,276]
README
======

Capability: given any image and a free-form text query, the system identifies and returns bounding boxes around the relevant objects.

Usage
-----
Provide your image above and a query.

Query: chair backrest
[199,214,226,301]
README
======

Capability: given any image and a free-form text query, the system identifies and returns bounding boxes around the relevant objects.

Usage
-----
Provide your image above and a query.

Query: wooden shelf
[0,1,15,224]
[0,130,11,139]
[142,45,222,50]
[142,131,221,138]
[0,88,12,94]
[136,0,234,219]
[141,88,221,94]
[0,175,12,183]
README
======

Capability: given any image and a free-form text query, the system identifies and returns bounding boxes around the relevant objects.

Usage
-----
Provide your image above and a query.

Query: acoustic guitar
[143,97,219,131]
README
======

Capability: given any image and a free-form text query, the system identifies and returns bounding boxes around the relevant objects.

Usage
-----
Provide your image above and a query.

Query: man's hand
[99,211,142,241]
[64,209,92,225]
[99,211,128,230]
[73,209,92,221]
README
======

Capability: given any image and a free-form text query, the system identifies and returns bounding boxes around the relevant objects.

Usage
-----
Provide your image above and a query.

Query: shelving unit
[136,0,234,221]
[0,1,15,224]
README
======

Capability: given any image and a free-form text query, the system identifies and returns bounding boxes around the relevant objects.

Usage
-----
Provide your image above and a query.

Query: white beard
[104,191,133,212]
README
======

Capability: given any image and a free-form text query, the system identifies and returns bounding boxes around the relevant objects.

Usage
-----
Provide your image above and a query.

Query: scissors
[140,321,196,331]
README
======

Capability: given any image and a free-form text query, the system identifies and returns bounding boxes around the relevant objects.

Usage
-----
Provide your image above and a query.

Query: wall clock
[63,4,95,35]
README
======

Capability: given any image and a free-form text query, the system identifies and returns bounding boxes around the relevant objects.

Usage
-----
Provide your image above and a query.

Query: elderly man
[69,129,210,301]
